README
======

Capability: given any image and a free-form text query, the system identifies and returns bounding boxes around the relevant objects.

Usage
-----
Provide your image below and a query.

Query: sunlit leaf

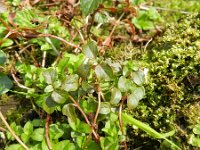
[132,70,145,85]
[132,86,145,100]
[0,38,13,48]
[61,74,79,92]
[118,76,130,92]
[95,64,113,81]
[82,41,98,58]
[127,93,139,109]
[44,85,54,93]
[51,90,67,104]
[31,128,44,142]
[100,102,111,115]
[42,68,57,84]
[23,121,33,136]
[110,88,122,105]
[53,140,76,150]
[80,0,103,16]
[0,73,13,95]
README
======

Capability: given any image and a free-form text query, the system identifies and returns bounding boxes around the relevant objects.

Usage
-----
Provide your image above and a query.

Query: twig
[11,68,31,90]
[68,95,99,141]
[144,38,152,52]
[0,111,30,150]
[38,34,79,49]
[0,127,6,132]
[103,12,125,46]
[45,114,52,150]
[93,85,101,128]
[42,51,47,67]
[118,96,128,150]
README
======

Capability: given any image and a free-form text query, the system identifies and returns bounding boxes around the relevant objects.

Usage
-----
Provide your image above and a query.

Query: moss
[125,14,200,149]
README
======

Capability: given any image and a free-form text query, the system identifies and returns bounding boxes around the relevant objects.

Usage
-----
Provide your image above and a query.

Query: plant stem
[45,114,52,150]
[68,95,99,141]
[118,96,128,150]
[0,111,30,150]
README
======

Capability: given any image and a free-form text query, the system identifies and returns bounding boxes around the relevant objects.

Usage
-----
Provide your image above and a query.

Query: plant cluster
[0,0,180,150]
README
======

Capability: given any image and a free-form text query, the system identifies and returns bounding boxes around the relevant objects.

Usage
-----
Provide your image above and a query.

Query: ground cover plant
[0,0,199,149]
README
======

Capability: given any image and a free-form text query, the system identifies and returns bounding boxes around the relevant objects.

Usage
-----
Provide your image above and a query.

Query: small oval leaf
[127,93,139,109]
[132,70,145,85]
[0,73,13,95]
[61,74,79,92]
[51,91,66,104]
[0,50,7,66]
[110,88,122,105]
[82,41,98,58]
[62,104,77,123]
[99,102,111,115]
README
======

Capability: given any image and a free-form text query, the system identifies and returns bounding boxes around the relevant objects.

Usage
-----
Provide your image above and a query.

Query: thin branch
[38,34,80,49]
[11,68,31,90]
[0,111,30,150]
[68,95,99,141]
[144,38,152,52]
[118,96,128,150]
[45,114,52,150]
[42,51,47,67]
[93,85,101,127]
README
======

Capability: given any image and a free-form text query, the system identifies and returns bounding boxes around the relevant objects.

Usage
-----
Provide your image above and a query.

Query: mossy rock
[127,13,200,149]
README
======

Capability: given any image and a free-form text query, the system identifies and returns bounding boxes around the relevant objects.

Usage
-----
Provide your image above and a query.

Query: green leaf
[110,88,122,105]
[0,73,13,95]
[51,90,67,104]
[118,76,130,92]
[0,50,7,65]
[77,60,91,79]
[94,12,108,24]
[100,102,111,115]
[49,124,64,140]
[82,41,98,58]
[14,9,38,28]
[132,86,145,100]
[193,124,200,135]
[57,57,69,74]
[127,93,139,109]
[23,121,33,135]
[53,140,76,150]
[0,38,13,48]
[31,128,44,142]
[85,140,101,150]
[45,95,57,107]
[80,0,103,16]
[132,70,145,85]
[188,134,200,147]
[62,104,77,123]
[122,113,181,150]
[100,136,118,150]
[95,64,113,81]
[43,98,55,114]
[5,144,23,150]
[42,68,57,84]
[21,133,30,143]
[44,85,54,93]
[77,121,91,134]
[61,74,79,92]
